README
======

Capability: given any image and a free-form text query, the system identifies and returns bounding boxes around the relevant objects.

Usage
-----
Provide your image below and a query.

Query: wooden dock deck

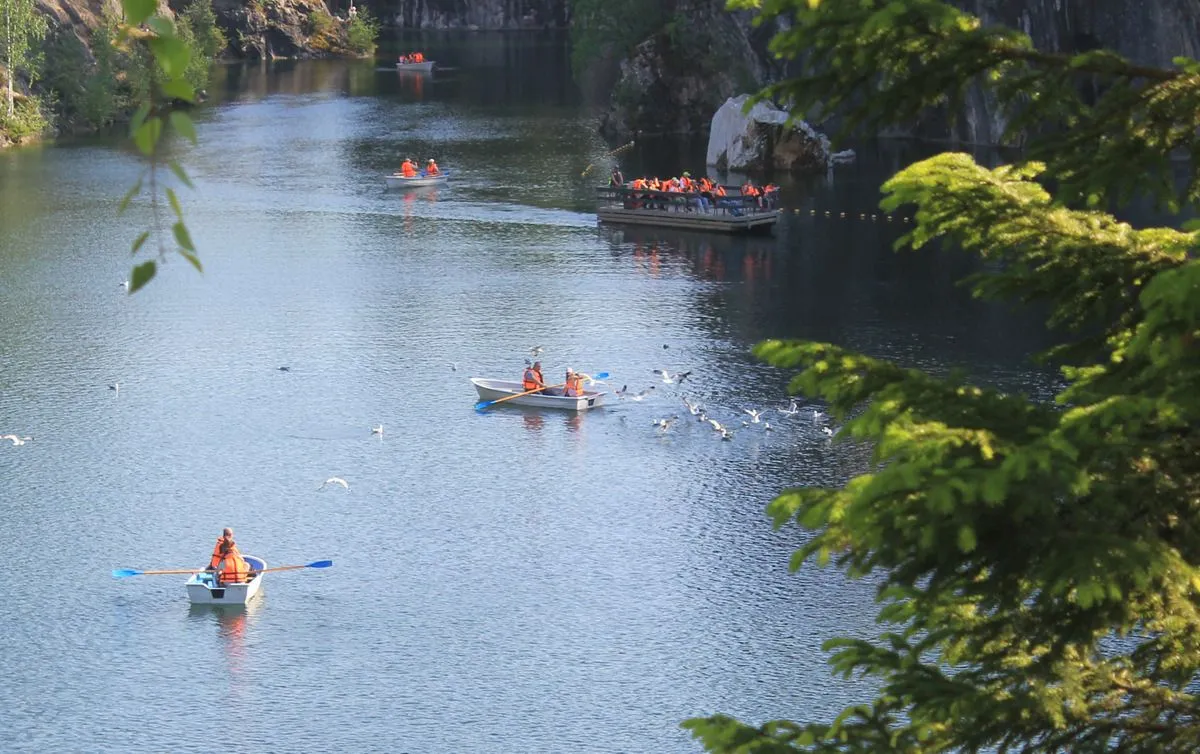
[595,187,780,235]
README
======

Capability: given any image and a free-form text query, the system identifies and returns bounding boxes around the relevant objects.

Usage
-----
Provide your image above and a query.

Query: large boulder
[705,94,832,173]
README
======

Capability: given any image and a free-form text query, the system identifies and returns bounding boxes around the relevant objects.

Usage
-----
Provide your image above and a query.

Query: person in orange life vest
[762,183,779,208]
[426,159,440,176]
[414,52,424,63]
[522,360,546,392]
[400,158,417,177]
[562,368,585,397]
[741,180,763,208]
[216,540,251,586]
[207,527,235,571]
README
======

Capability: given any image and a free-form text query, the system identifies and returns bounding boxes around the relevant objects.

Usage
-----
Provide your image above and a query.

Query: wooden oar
[112,567,205,579]
[111,560,332,579]
[475,382,566,411]
[252,560,333,574]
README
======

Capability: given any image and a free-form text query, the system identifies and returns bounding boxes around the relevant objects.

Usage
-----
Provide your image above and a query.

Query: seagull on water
[652,415,678,432]
[764,422,774,431]
[119,280,129,289]
[744,408,764,424]
[319,477,351,491]
[682,397,703,416]
[813,409,825,424]
[653,369,692,385]
[1,435,31,446]
[108,383,120,393]
[719,428,734,440]
[777,400,802,417]
[371,424,383,435]
[706,418,726,433]
[822,426,834,437]
[449,362,458,372]
[628,386,656,401]
[278,366,290,372]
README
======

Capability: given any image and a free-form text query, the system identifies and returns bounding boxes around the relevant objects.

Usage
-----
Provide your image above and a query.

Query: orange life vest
[523,368,544,391]
[715,185,727,196]
[401,161,417,177]
[208,537,228,569]
[632,178,647,190]
[563,374,584,397]
[414,52,424,63]
[218,552,250,585]
[426,161,439,175]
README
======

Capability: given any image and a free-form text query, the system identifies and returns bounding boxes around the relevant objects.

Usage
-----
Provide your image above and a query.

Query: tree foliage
[684,1,1200,751]
[1,0,47,119]
[569,0,669,81]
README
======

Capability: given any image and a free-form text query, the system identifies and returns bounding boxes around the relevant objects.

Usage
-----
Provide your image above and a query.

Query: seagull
[822,426,834,437]
[764,422,774,431]
[652,415,678,432]
[119,280,129,289]
[813,409,825,424]
[706,418,725,432]
[697,410,708,423]
[653,369,676,384]
[371,424,383,435]
[744,408,764,424]
[319,477,351,491]
[674,371,692,384]
[614,385,629,398]
[278,366,290,372]
[108,383,120,393]
[1,435,31,446]
[628,386,656,401]
[529,345,544,358]
[663,344,669,349]
[682,397,703,415]
[449,362,458,372]
[720,428,734,440]
[777,400,801,417]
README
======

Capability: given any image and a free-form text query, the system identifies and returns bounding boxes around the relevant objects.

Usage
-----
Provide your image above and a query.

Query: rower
[522,360,546,393]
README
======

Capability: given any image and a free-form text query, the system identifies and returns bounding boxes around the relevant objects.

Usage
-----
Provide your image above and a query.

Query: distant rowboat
[471,378,606,411]
[385,171,449,190]
[396,61,435,72]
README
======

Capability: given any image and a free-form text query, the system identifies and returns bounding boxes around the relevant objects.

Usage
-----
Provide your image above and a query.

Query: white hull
[186,555,266,605]
[385,172,449,189]
[395,61,435,72]
[472,378,605,411]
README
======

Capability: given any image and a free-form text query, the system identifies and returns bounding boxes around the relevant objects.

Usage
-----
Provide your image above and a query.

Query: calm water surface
[0,35,1056,752]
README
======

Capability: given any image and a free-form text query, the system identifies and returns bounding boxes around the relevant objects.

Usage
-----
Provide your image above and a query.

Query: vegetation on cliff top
[684,0,1200,751]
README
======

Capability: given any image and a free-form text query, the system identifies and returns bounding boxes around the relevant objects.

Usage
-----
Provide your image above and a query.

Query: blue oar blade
[474,399,495,410]
[307,560,333,569]
[112,568,142,579]
[593,372,609,380]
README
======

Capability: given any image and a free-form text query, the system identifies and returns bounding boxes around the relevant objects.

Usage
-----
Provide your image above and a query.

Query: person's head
[565,367,574,377]
[682,171,691,178]
[533,361,541,369]
[222,527,233,540]
[428,159,436,164]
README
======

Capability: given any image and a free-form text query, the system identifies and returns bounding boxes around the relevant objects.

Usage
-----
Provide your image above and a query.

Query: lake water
[0,33,1057,752]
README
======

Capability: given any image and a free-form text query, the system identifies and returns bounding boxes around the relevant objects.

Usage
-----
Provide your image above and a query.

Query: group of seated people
[522,361,588,397]
[398,52,426,64]
[610,169,779,212]
[398,157,439,177]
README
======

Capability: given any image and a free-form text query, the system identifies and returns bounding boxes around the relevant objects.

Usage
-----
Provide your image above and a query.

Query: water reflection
[606,226,781,285]
[394,69,429,99]
[188,600,261,675]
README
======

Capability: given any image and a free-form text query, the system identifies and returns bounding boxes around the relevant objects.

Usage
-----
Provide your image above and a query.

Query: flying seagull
[319,477,351,491]
[682,397,703,416]
[1,435,31,446]
[743,408,764,424]
[529,345,544,358]
[652,415,678,432]
[371,425,383,435]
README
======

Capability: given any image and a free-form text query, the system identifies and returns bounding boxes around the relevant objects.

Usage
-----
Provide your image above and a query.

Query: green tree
[684,1,1200,751]
[1,0,47,118]
[569,0,669,81]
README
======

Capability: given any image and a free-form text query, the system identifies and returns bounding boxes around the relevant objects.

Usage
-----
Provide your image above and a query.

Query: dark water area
[1,32,1067,753]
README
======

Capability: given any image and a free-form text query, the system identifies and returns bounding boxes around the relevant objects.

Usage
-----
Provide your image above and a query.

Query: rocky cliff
[596,0,770,141]
[381,0,568,29]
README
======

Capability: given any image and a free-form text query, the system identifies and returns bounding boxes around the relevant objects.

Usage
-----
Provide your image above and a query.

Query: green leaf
[957,525,977,553]
[130,230,150,255]
[179,248,203,273]
[168,161,195,189]
[169,111,197,145]
[148,35,191,80]
[132,117,163,157]
[146,16,174,37]
[129,103,151,138]
[129,260,156,293]
[172,221,195,252]
[118,177,143,214]
[161,79,196,104]
[121,0,156,26]
[166,188,183,220]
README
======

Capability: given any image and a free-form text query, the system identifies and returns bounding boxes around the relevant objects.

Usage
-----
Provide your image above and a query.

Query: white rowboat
[186,555,266,605]
[471,377,606,411]
[396,61,435,72]
[385,171,449,189]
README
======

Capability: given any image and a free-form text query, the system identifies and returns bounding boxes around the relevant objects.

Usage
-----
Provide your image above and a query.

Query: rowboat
[471,377,606,411]
[186,555,266,605]
[385,171,449,190]
[396,61,435,72]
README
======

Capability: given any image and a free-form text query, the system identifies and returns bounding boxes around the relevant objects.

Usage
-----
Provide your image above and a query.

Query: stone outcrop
[706,94,832,173]
[209,0,346,59]
[384,0,568,29]
[598,0,767,140]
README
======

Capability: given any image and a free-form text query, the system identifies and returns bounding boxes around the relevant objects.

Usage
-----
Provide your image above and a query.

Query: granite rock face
[384,0,568,28]
[706,94,832,173]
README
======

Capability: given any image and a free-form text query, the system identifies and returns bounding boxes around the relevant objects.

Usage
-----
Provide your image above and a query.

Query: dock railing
[595,186,779,218]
